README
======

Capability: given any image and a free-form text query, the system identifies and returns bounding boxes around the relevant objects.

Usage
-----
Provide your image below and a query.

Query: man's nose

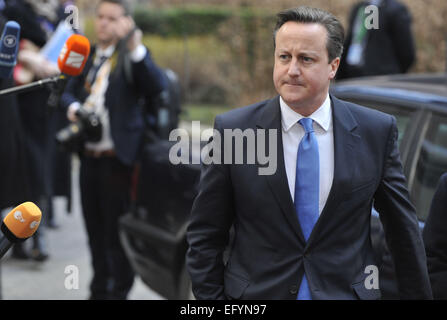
[288,58,301,77]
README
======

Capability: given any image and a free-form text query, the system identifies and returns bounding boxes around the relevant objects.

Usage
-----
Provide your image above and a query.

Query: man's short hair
[273,6,344,62]
[97,0,132,16]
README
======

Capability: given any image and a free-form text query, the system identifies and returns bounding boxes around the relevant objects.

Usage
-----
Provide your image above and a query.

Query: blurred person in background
[44,0,79,230]
[0,6,30,217]
[337,0,415,79]
[423,173,447,299]
[2,0,68,261]
[61,0,167,300]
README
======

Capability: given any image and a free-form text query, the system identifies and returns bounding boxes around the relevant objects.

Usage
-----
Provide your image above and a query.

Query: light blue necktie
[294,118,320,300]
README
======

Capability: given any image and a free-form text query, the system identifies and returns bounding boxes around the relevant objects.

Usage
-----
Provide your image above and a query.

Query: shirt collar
[280,94,332,133]
[96,44,116,59]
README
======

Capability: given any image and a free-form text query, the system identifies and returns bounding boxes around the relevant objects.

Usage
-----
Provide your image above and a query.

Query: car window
[411,113,447,221]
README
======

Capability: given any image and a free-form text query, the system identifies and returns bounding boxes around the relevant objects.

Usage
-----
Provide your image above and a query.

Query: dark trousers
[80,154,135,300]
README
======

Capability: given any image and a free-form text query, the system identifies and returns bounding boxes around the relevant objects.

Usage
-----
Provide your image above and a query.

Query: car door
[119,140,201,300]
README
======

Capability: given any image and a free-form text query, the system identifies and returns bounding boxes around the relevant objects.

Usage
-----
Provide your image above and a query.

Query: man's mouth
[284,82,304,87]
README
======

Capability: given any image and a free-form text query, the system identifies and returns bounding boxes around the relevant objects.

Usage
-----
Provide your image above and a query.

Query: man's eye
[279,54,290,60]
[301,56,313,63]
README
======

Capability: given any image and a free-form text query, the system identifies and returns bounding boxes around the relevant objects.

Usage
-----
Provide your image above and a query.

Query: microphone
[47,34,90,108]
[57,34,90,77]
[0,34,90,98]
[0,21,20,79]
[0,202,42,259]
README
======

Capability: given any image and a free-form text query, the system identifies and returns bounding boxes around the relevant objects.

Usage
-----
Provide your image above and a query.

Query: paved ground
[0,156,164,300]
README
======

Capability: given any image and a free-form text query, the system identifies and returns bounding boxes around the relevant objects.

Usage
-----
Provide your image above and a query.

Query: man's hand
[18,50,60,79]
[67,102,81,122]
[17,39,60,80]
[113,16,143,52]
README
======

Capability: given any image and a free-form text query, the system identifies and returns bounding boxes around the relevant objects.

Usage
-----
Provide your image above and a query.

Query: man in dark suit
[423,173,447,299]
[337,0,415,79]
[186,6,432,300]
[61,0,166,299]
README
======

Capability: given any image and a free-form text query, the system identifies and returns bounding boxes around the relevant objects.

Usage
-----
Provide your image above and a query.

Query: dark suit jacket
[61,45,166,166]
[423,173,447,299]
[2,1,64,202]
[186,95,432,300]
[337,0,415,79]
[0,78,30,208]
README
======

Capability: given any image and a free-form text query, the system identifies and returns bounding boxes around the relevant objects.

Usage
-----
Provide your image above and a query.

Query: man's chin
[97,37,116,47]
[96,33,113,42]
[281,95,306,107]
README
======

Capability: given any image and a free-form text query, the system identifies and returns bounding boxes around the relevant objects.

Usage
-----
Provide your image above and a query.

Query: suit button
[289,285,298,295]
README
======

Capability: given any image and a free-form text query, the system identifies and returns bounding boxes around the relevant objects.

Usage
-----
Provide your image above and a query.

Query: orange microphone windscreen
[3,202,42,239]
[57,34,91,76]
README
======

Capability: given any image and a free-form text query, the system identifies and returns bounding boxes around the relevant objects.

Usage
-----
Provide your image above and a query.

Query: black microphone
[0,202,41,259]
[0,21,20,79]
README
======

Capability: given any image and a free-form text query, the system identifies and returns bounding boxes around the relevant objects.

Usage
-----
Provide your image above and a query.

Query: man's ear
[328,57,340,80]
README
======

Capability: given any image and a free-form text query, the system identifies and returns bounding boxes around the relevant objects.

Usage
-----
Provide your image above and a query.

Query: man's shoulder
[214,97,276,129]
[385,0,410,14]
[334,96,394,124]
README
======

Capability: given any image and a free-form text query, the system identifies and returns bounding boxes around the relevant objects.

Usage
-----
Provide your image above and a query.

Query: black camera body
[56,107,102,152]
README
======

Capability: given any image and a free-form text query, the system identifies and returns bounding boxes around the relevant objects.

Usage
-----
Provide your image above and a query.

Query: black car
[119,73,447,299]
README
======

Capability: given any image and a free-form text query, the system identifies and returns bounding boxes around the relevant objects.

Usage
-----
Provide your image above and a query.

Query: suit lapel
[305,95,360,247]
[256,95,360,247]
[257,97,306,244]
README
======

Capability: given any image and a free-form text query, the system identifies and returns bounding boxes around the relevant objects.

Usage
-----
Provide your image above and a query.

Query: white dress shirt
[280,94,334,215]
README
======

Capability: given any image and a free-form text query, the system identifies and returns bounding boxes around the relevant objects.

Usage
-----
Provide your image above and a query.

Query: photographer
[60,0,167,300]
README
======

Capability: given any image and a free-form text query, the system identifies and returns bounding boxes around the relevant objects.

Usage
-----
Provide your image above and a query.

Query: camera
[56,107,102,152]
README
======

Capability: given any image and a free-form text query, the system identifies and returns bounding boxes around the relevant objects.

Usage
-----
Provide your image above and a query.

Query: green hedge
[134,6,272,37]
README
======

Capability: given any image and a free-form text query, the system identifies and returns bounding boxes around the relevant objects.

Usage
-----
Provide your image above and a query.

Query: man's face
[273,21,339,114]
[95,2,125,46]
